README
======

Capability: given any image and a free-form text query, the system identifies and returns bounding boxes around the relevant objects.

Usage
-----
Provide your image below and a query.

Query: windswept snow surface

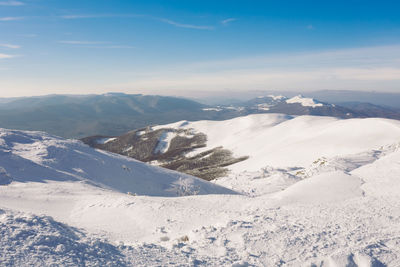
[2,116,400,266]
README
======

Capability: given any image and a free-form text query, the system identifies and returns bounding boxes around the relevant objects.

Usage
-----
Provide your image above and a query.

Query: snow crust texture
[0,209,127,267]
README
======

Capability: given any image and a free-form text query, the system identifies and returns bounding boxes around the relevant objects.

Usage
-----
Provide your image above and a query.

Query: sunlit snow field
[1,114,400,266]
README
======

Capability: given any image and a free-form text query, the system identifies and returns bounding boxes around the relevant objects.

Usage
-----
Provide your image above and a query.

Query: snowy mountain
[229,94,362,118]
[0,128,234,196]
[208,94,400,121]
[83,113,400,180]
[2,115,400,266]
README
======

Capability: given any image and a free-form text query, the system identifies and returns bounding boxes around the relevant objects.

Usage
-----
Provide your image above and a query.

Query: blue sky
[0,0,400,97]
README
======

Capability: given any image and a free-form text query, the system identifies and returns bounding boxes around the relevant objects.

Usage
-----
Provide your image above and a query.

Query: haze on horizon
[0,0,400,98]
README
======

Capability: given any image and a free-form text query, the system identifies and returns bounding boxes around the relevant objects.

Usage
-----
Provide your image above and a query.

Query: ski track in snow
[1,114,400,266]
[154,131,176,154]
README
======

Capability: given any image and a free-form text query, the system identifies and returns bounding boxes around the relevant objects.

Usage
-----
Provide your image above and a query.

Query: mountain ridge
[82,113,400,181]
[0,93,399,139]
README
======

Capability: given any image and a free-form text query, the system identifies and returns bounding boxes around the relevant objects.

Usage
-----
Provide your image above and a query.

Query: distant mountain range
[0,93,210,138]
[0,93,399,138]
[219,94,400,119]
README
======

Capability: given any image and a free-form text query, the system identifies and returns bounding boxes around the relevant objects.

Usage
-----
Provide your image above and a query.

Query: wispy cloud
[94,45,134,49]
[62,14,114,19]
[0,16,24,21]
[0,43,20,49]
[113,45,400,92]
[0,0,24,6]
[58,40,134,49]
[60,14,142,19]
[61,13,214,30]
[221,18,237,25]
[307,24,314,30]
[18,33,37,38]
[157,18,214,30]
[0,53,15,59]
[58,40,108,45]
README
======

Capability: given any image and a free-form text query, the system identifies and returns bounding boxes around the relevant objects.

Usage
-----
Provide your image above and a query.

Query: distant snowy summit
[258,94,324,108]
[285,95,324,108]
[200,93,379,119]
[237,94,326,108]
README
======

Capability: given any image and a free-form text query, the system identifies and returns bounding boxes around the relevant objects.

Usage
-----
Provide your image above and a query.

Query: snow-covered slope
[154,113,400,172]
[0,128,235,197]
[2,117,400,266]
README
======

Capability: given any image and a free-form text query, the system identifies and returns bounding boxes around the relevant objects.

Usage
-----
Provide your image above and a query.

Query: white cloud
[62,14,113,19]
[0,43,20,49]
[157,18,214,30]
[58,40,107,45]
[221,18,237,25]
[110,45,400,92]
[0,0,23,6]
[57,41,133,48]
[3,44,399,96]
[60,14,214,30]
[18,33,37,38]
[0,53,15,59]
[89,45,135,49]
[60,14,143,19]
[0,16,23,21]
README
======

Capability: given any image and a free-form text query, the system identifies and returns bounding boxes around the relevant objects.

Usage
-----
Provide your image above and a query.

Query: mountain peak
[286,95,324,108]
[267,94,287,100]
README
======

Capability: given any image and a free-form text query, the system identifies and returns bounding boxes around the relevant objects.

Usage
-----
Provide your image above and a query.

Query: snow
[2,115,400,266]
[123,146,133,153]
[95,137,116,144]
[202,107,223,112]
[225,106,245,111]
[161,114,400,172]
[136,130,146,136]
[0,208,127,266]
[256,103,271,110]
[352,147,400,197]
[0,128,235,197]
[0,166,12,185]
[271,171,363,204]
[286,94,324,107]
[154,131,176,154]
[267,94,286,100]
